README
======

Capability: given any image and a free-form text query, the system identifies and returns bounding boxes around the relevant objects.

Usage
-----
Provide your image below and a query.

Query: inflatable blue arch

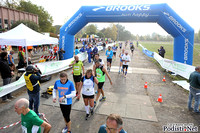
[60,3,194,65]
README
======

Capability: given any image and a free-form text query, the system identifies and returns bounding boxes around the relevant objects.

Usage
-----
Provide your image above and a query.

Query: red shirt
[54,46,58,53]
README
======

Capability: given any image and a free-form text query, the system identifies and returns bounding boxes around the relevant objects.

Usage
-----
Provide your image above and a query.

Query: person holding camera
[24,65,41,116]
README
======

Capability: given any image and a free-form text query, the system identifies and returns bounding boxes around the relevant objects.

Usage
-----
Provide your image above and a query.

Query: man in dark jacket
[188,66,200,113]
[24,65,41,115]
[0,52,14,102]
[58,48,65,60]
[158,46,166,58]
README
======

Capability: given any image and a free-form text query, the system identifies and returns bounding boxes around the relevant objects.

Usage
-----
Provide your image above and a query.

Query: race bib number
[74,66,80,71]
[107,52,110,55]
[22,125,27,133]
[60,98,67,104]
[97,73,101,78]
[86,88,92,92]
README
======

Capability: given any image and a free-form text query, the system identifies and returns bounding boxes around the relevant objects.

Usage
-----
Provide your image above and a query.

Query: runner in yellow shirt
[69,55,85,100]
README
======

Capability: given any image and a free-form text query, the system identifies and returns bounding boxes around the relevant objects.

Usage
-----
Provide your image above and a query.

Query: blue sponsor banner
[60,3,194,65]
[143,48,154,58]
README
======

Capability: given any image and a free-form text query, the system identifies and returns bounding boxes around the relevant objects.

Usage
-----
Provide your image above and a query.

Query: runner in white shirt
[78,69,98,120]
[118,49,125,74]
[122,51,131,78]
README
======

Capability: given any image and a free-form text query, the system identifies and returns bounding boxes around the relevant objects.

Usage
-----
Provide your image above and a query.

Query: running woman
[94,60,112,107]
[112,44,118,59]
[53,72,75,133]
[105,46,113,72]
[69,55,85,100]
[118,49,125,74]
[122,51,131,78]
[78,69,98,120]
[125,41,128,48]
[119,42,122,50]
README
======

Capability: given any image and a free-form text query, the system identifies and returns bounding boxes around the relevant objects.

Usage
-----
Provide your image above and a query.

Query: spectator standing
[24,65,41,116]
[8,50,15,70]
[18,47,26,69]
[27,46,33,57]
[158,46,166,58]
[53,45,59,57]
[1,45,7,51]
[86,45,92,63]
[0,52,14,102]
[80,46,86,52]
[188,66,200,113]
[58,48,65,60]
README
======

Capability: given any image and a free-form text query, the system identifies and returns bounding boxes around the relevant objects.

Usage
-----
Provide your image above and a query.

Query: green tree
[102,27,112,39]
[96,32,105,38]
[17,0,53,32]
[54,25,61,35]
[1,0,18,8]
[85,24,97,35]
[11,20,40,32]
[110,24,118,40]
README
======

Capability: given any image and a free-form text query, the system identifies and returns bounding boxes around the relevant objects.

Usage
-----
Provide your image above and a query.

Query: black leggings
[60,104,71,123]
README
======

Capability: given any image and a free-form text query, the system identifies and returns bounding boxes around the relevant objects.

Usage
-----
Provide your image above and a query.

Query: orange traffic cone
[157,94,163,103]
[144,82,148,89]
[162,76,166,82]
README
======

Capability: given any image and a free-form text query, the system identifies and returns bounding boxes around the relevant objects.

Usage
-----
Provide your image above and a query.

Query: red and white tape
[0,113,49,130]
[40,113,49,123]
[0,121,21,129]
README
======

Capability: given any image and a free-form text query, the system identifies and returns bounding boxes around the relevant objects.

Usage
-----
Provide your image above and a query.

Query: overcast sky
[30,0,200,35]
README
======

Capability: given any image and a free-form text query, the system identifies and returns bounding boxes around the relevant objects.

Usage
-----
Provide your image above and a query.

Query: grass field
[139,41,200,66]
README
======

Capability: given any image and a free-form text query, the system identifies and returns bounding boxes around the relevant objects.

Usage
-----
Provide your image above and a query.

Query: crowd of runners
[13,41,136,133]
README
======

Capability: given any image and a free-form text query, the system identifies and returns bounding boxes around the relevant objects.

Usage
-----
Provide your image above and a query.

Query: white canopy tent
[0,23,58,65]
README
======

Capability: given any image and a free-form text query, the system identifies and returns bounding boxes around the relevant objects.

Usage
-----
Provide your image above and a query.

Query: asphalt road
[0,45,200,133]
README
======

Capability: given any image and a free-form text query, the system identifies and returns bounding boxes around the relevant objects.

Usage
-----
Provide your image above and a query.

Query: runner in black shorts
[73,74,82,83]
[122,65,128,70]
[107,58,112,64]
[94,61,112,107]
[53,72,76,133]
[98,82,104,89]
[60,104,71,124]
[69,56,85,100]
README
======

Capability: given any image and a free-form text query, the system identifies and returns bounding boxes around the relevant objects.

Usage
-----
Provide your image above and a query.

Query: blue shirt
[93,46,98,54]
[87,48,92,54]
[75,49,80,55]
[112,46,117,52]
[54,80,75,105]
[98,124,127,133]
[106,50,113,59]
[80,47,86,52]
[8,54,14,64]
